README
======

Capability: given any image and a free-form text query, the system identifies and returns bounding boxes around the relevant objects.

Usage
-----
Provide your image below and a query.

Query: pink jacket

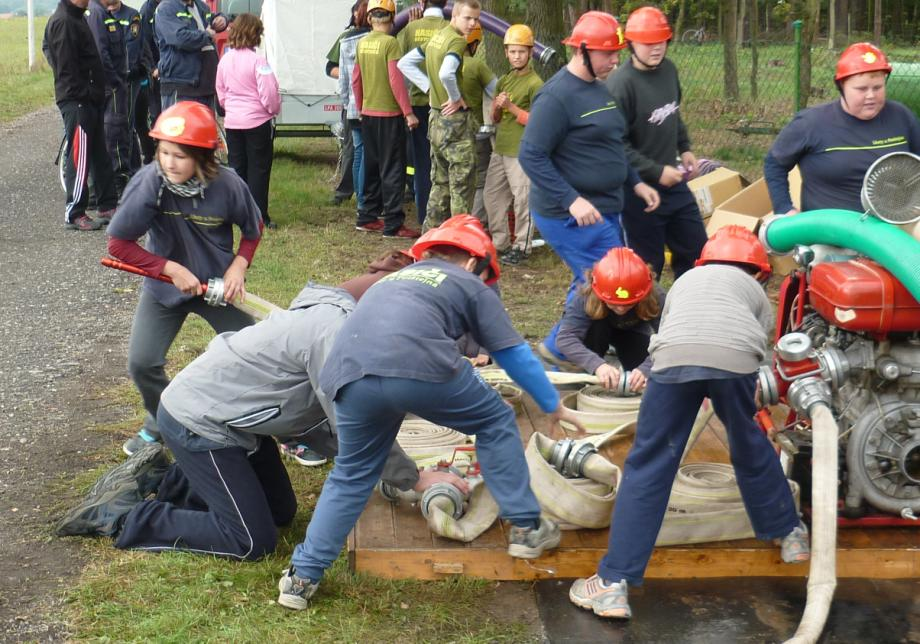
[216,47,281,130]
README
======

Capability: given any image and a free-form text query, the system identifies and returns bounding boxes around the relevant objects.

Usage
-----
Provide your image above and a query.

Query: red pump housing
[808,259,920,335]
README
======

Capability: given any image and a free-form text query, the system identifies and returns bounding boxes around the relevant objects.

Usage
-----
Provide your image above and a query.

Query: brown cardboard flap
[687,168,746,218]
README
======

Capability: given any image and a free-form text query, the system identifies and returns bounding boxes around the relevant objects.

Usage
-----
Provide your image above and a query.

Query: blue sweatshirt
[519,67,640,219]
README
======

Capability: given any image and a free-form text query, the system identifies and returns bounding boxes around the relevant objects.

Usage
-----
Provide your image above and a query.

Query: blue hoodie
[155,0,223,87]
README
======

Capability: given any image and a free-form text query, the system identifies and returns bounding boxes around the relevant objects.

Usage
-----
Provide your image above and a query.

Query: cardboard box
[688,167,746,219]
[705,168,802,275]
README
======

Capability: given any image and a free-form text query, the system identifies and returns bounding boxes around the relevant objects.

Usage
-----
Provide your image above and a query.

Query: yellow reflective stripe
[580,105,618,118]
[176,11,192,18]
[824,140,907,152]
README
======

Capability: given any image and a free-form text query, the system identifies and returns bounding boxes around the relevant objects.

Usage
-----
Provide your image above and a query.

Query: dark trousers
[583,324,651,371]
[335,110,354,200]
[59,100,117,222]
[128,289,254,436]
[622,182,708,280]
[358,114,406,234]
[226,120,274,224]
[115,408,297,559]
[410,104,431,225]
[104,84,133,192]
[160,91,214,111]
[598,373,799,585]
[133,81,155,164]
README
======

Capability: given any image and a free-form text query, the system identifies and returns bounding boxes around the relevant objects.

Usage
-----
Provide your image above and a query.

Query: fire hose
[559,382,643,434]
[101,258,282,321]
[783,379,838,644]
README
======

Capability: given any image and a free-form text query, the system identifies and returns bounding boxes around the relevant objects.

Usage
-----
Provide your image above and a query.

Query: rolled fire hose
[422,481,500,543]
[492,383,524,413]
[785,399,839,644]
[559,385,643,434]
[478,368,599,388]
[395,417,472,467]
[101,257,282,321]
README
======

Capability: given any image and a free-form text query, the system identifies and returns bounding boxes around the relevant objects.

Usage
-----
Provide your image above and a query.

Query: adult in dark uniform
[765,42,920,215]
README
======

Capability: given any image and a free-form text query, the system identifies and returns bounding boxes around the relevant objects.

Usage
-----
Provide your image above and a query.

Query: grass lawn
[62,136,569,642]
[0,16,54,123]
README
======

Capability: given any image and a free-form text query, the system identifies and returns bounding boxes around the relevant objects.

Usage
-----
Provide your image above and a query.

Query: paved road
[0,107,136,641]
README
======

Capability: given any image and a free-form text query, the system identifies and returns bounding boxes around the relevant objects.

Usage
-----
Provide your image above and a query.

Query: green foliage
[0,16,54,123]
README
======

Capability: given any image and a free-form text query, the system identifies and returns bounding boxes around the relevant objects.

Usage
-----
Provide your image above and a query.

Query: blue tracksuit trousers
[290,361,541,582]
[532,211,624,360]
[598,373,799,585]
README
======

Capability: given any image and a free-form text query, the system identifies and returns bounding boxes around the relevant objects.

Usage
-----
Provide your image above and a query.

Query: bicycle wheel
[681,29,702,45]
[56,136,68,192]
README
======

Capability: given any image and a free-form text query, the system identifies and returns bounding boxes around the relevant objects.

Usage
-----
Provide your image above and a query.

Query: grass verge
[0,17,54,123]
[62,136,566,642]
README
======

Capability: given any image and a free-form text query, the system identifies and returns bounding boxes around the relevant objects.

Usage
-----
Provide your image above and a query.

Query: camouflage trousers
[424,109,476,232]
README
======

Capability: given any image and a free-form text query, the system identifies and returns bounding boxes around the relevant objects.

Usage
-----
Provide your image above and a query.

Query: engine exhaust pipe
[784,379,838,644]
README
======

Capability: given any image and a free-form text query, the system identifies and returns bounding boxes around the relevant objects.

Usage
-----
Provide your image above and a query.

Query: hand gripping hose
[100,258,282,321]
[759,210,920,302]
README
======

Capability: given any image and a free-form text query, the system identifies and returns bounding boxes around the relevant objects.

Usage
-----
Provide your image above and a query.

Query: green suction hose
[760,210,920,302]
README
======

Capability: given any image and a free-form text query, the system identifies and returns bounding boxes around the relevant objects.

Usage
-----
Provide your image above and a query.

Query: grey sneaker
[569,575,631,619]
[778,520,810,563]
[123,428,162,456]
[277,566,319,610]
[507,517,560,559]
[90,442,170,499]
[56,478,143,537]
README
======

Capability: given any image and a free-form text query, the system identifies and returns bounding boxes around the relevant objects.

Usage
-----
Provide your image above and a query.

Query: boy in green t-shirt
[483,24,544,265]
[397,0,482,231]
[397,0,447,225]
[458,26,497,225]
[352,0,419,238]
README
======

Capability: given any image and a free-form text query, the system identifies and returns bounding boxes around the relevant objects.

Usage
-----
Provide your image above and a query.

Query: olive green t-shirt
[397,15,448,107]
[357,31,403,114]
[493,65,544,157]
[423,25,467,109]
[459,56,495,127]
[326,29,350,66]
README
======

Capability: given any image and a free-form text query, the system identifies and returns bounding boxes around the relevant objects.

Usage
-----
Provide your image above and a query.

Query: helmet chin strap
[629,43,664,70]
[580,43,597,79]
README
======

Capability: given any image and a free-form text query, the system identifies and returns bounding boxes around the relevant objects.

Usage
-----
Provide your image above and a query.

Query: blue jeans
[532,211,624,359]
[350,122,365,211]
[290,361,541,582]
[597,373,799,585]
[160,92,214,111]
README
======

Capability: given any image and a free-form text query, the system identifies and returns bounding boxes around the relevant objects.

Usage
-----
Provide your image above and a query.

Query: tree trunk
[675,0,687,39]
[798,0,821,109]
[750,0,759,99]
[523,0,567,78]
[828,0,836,48]
[738,0,747,46]
[873,0,883,42]
[721,0,740,100]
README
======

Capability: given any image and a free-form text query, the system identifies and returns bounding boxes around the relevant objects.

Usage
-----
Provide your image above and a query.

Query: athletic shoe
[123,428,162,456]
[89,442,170,499]
[382,226,421,239]
[277,566,319,610]
[279,441,328,467]
[355,220,385,233]
[778,520,811,563]
[56,479,141,537]
[65,215,104,231]
[96,208,116,223]
[500,248,526,266]
[569,575,632,619]
[507,517,560,559]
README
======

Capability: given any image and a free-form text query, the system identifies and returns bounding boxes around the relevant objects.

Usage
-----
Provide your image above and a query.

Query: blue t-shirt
[107,163,263,308]
[519,67,640,219]
[765,99,920,213]
[319,259,524,401]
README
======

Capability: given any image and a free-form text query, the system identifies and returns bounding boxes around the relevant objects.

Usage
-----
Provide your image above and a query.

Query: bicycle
[680,25,707,45]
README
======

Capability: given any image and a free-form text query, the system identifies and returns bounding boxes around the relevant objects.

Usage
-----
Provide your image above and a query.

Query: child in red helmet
[555,247,665,392]
[277,215,587,610]
[570,226,808,620]
[107,101,263,456]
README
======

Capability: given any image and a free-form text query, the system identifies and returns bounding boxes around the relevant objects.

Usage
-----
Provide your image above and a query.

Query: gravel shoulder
[0,107,138,641]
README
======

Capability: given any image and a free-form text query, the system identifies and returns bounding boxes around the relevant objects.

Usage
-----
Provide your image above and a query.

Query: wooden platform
[349,395,920,581]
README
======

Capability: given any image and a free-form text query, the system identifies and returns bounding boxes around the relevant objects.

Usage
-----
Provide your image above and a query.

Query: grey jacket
[160,283,420,490]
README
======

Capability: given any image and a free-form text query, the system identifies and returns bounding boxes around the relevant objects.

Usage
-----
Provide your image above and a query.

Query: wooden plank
[353,492,397,549]
[353,543,920,581]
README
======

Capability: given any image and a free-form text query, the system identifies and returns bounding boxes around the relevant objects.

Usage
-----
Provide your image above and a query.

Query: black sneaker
[500,248,525,266]
[56,479,142,537]
[277,566,319,610]
[89,442,170,499]
[123,428,162,456]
